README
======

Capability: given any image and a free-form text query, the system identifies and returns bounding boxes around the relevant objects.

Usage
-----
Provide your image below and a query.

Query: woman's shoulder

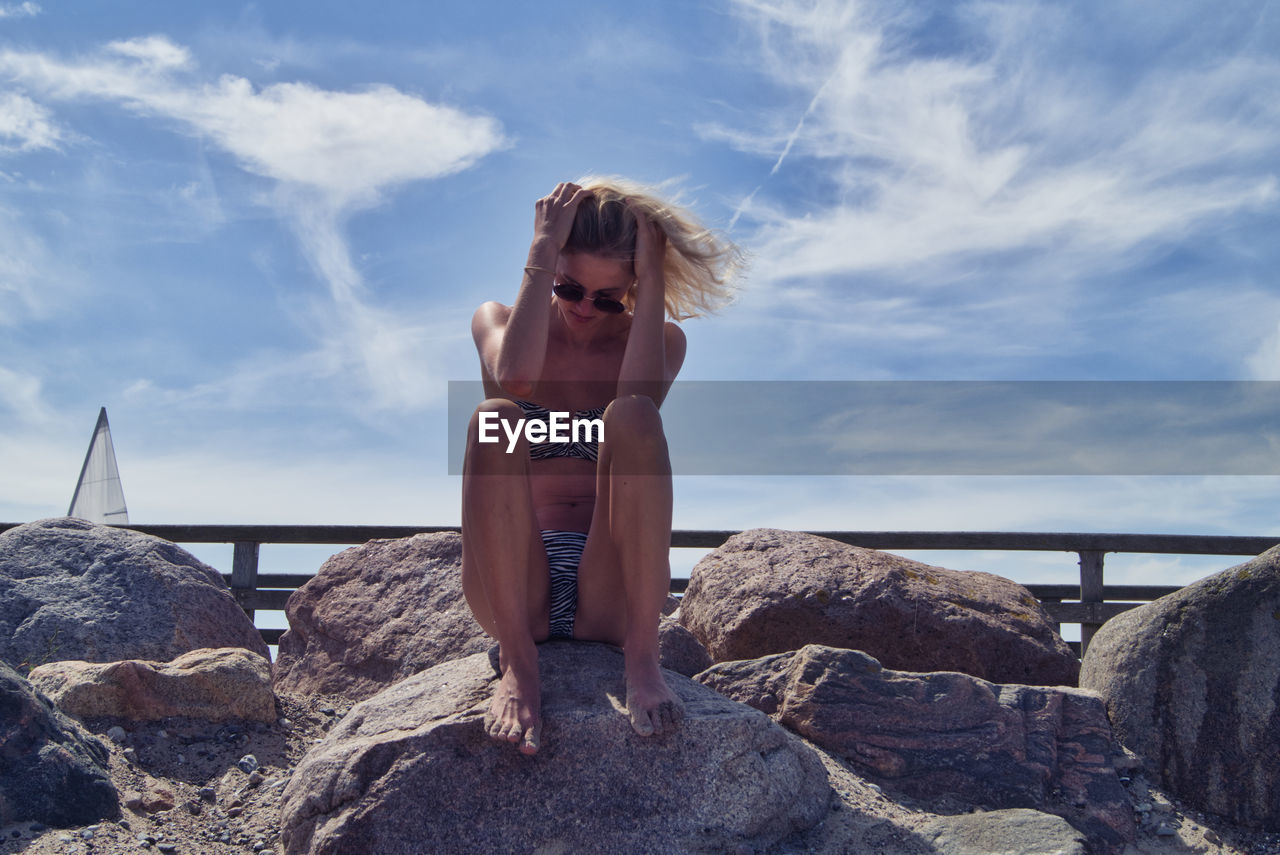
[471,300,512,331]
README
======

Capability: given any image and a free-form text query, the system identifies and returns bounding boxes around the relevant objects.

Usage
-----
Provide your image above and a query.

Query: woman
[462,178,740,754]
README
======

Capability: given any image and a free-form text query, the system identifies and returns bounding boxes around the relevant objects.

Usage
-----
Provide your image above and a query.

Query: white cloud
[0,36,507,412]
[715,1,1280,283]
[0,37,506,207]
[0,91,61,152]
[106,35,194,70]
[0,2,39,19]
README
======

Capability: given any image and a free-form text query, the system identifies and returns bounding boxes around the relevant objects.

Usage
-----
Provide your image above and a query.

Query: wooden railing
[4,523,1270,657]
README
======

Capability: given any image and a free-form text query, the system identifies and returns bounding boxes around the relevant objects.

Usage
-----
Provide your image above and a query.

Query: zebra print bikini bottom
[540,529,588,640]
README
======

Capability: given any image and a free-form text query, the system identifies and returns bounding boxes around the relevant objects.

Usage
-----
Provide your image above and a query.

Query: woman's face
[554,252,633,328]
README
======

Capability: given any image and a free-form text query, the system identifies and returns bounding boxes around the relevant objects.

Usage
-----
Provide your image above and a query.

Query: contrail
[729,64,839,231]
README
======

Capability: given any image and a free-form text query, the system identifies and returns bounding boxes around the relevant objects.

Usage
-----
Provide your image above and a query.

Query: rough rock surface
[0,518,268,671]
[273,533,488,701]
[28,648,276,723]
[280,642,831,855]
[657,615,712,676]
[919,808,1088,855]
[698,644,1134,850]
[680,529,1078,686]
[1080,545,1280,831]
[0,661,118,827]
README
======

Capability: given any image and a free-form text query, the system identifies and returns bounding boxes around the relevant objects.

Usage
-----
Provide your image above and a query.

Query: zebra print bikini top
[514,400,607,463]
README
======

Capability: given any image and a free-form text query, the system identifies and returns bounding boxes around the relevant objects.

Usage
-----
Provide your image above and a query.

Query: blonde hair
[565,176,744,320]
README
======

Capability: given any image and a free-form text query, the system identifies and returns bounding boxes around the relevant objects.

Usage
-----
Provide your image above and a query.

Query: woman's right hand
[531,182,591,257]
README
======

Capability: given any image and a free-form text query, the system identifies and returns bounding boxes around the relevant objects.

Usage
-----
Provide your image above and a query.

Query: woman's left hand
[631,205,667,290]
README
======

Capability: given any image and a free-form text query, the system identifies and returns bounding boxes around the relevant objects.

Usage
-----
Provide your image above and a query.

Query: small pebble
[198,786,217,803]
[320,706,336,716]
[107,725,127,743]
[157,729,169,739]
[123,747,138,764]
[1205,830,1222,845]
[158,844,178,853]
[279,717,292,728]
[1156,822,1177,837]
[226,807,243,818]
[238,754,260,774]
[248,770,265,787]
[81,827,96,839]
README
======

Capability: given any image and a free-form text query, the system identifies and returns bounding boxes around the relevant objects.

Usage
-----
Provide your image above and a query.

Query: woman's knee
[602,395,667,453]
[468,398,526,446]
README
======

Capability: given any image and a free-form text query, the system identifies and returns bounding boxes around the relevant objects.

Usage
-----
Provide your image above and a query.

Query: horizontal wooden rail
[11,523,1270,556]
[7,522,1277,657]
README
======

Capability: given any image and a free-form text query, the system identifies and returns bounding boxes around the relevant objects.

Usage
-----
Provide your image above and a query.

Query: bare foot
[484,659,541,754]
[624,655,684,737]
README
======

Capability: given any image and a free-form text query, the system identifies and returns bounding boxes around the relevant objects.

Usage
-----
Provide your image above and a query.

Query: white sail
[68,407,129,524]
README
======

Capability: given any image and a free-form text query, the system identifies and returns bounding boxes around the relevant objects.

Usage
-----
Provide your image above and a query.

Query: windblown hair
[563,176,744,320]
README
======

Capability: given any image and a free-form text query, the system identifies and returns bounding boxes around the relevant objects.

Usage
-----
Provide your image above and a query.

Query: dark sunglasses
[553,281,626,314]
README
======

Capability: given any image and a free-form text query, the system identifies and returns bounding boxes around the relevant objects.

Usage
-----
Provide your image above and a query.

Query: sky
[3,0,1280,605]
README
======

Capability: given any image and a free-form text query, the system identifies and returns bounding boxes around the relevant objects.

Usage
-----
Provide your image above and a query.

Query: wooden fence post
[231,541,261,621]
[1078,549,1105,657]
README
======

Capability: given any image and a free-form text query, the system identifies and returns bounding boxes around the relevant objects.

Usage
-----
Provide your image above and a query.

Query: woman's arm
[617,209,685,406]
[475,183,591,398]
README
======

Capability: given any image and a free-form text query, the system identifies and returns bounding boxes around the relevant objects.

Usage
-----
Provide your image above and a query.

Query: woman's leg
[575,395,684,736]
[461,398,551,754]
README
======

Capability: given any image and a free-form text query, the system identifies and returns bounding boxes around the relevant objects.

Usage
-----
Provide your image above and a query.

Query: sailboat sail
[68,407,129,524]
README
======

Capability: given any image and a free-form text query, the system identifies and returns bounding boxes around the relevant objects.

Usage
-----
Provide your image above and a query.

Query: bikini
[515,399,606,640]
[513,400,607,463]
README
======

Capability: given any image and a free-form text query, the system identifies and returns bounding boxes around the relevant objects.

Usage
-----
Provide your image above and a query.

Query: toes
[630,708,656,737]
[520,724,541,755]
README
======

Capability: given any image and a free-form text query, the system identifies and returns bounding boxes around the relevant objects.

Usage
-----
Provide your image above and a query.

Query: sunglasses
[553,281,627,314]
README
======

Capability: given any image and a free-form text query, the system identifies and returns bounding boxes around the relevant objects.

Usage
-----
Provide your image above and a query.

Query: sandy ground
[4,691,1279,855]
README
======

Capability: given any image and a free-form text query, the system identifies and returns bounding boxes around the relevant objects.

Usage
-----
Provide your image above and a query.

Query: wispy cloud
[706,0,1280,373]
[0,91,61,152]
[0,2,39,20]
[0,35,507,411]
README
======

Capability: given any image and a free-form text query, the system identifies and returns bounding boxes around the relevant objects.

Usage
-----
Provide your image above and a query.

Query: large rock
[28,647,277,723]
[274,532,711,699]
[1080,545,1280,830]
[681,529,1078,686]
[280,642,831,855]
[0,661,119,827]
[698,644,1134,850]
[273,533,489,701]
[0,518,268,670]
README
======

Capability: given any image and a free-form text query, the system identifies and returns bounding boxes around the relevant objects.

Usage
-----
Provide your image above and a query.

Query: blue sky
[3,0,1279,594]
